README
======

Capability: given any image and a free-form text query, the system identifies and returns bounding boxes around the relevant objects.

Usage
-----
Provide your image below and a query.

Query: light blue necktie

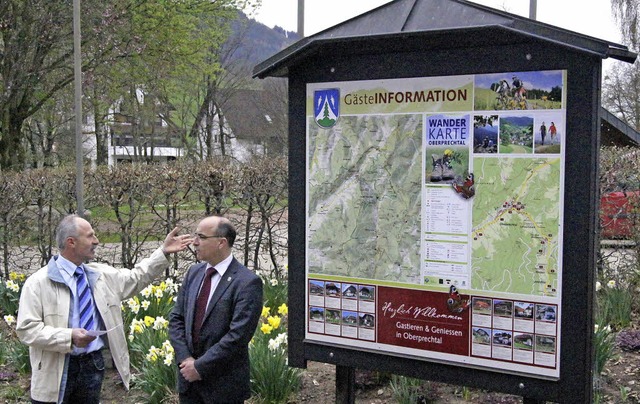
[74,267,96,331]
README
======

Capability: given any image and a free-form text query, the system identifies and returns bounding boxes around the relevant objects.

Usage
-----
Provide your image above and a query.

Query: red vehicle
[600,190,640,239]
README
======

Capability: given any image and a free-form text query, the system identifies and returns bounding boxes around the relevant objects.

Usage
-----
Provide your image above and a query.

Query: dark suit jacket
[169,257,263,402]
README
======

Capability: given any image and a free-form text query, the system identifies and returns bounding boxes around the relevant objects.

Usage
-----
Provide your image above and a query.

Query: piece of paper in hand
[87,323,123,337]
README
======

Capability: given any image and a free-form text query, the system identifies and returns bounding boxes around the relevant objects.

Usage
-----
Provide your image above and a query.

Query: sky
[248,0,623,46]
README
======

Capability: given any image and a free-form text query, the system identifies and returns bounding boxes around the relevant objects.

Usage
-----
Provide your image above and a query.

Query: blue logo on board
[314,89,340,128]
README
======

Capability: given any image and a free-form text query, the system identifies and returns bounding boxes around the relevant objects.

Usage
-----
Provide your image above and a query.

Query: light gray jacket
[16,248,168,403]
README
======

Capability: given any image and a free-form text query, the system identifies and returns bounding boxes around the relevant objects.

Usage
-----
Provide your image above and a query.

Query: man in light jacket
[16,214,192,404]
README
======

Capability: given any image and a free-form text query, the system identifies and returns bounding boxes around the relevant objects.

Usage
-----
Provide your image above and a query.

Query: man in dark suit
[169,216,263,403]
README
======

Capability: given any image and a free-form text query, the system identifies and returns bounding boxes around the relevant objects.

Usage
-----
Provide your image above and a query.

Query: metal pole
[73,0,85,217]
[529,0,537,20]
[297,0,304,37]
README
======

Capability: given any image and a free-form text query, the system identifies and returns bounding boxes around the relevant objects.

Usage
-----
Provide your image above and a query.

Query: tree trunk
[93,94,109,166]
[0,111,27,170]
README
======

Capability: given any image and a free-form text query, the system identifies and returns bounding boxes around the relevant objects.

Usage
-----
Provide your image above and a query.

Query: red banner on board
[377,286,470,355]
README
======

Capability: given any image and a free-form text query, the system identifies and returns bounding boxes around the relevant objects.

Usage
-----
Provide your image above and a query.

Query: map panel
[471,157,561,296]
[307,115,423,283]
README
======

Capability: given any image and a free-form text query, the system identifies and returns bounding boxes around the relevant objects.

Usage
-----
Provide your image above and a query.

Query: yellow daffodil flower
[260,323,273,335]
[267,315,281,329]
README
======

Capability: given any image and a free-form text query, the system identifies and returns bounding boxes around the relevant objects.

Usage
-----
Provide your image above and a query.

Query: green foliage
[593,322,618,376]
[0,332,10,366]
[472,88,493,111]
[122,280,180,402]
[620,385,631,402]
[596,278,634,330]
[250,303,301,403]
[458,386,472,400]
[7,338,31,375]
[130,332,177,404]
[0,385,27,402]
[261,275,287,311]
[0,319,31,376]
[249,336,301,403]
[390,374,428,404]
[0,273,25,316]
[0,0,252,170]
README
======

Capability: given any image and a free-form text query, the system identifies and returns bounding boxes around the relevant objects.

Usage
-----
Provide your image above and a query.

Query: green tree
[0,0,135,170]
[0,0,259,170]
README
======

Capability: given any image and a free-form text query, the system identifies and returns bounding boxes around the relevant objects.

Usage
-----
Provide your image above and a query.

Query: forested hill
[229,12,301,68]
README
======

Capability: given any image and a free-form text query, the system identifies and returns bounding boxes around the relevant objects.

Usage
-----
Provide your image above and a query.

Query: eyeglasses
[193,233,226,240]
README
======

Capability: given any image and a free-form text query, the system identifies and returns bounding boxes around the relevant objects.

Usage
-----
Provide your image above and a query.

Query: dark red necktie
[193,266,217,344]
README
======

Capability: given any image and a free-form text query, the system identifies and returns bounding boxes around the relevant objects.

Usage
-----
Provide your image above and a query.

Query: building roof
[601,107,640,146]
[221,89,284,141]
[253,0,636,78]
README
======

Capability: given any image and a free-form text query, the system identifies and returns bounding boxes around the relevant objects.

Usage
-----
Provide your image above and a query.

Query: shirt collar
[56,255,81,283]
[211,254,232,277]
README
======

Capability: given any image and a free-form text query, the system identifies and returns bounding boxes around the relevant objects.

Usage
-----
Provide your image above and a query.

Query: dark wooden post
[335,365,356,404]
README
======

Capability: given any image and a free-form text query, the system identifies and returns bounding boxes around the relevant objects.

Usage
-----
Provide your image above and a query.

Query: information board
[305,71,566,379]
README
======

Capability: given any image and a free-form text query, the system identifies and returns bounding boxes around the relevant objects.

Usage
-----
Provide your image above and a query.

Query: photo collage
[473,71,564,156]
[307,279,376,341]
[471,297,558,369]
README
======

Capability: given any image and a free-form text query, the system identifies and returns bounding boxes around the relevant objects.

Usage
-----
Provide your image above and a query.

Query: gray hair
[56,214,80,250]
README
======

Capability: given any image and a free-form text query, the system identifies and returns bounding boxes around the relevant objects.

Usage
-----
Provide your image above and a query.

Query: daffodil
[596,281,602,292]
[267,315,281,329]
[260,323,273,334]
[5,280,19,293]
[140,285,152,298]
[268,333,288,352]
[3,315,15,325]
[274,332,287,346]
[144,316,155,327]
[141,300,150,310]
[268,338,280,351]
[153,316,169,330]
[277,303,288,315]
[165,278,180,294]
[261,306,270,318]
[130,319,145,335]
[270,278,279,286]
[162,340,174,353]
[127,298,140,314]
[607,280,616,289]
[146,346,161,362]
